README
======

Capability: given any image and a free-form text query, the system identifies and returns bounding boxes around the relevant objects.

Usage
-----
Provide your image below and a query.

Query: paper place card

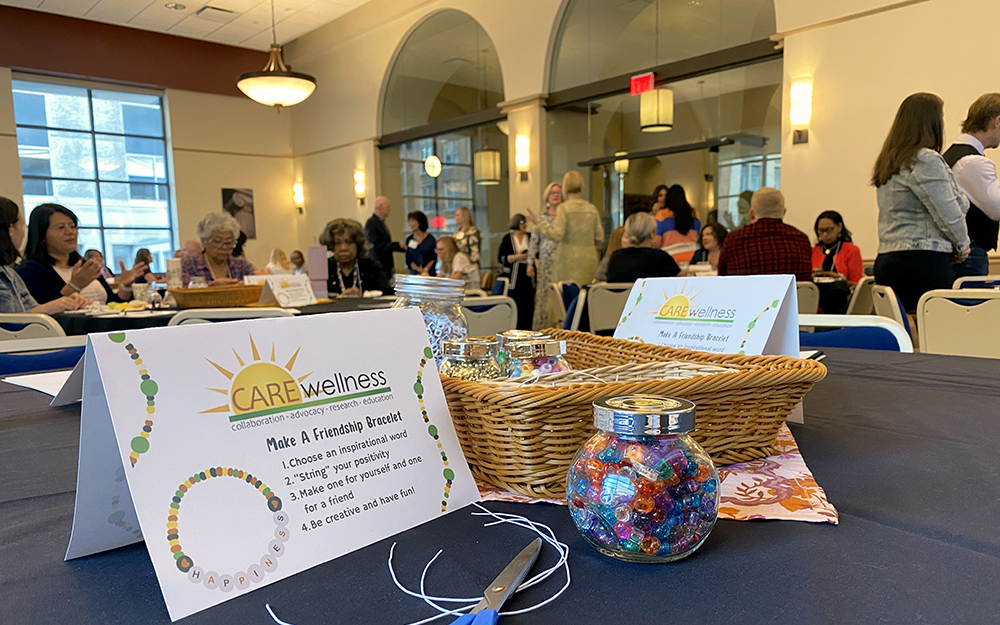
[614,275,799,356]
[63,308,478,621]
[258,274,317,307]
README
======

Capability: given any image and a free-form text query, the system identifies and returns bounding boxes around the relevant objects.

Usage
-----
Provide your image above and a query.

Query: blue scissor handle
[451,609,499,625]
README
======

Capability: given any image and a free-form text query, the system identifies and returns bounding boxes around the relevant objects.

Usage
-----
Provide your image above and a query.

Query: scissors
[451,538,542,624]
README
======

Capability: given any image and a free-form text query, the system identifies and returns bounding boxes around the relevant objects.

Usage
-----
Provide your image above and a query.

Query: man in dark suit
[365,196,405,280]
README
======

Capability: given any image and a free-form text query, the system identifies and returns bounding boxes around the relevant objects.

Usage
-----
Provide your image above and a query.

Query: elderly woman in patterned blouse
[181,212,255,287]
[0,197,87,314]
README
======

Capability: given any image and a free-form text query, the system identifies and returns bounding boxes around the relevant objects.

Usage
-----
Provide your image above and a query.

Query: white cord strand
[265,603,295,625]
[386,503,571,624]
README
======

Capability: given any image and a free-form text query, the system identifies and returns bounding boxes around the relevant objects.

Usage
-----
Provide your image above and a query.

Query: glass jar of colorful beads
[439,337,503,381]
[566,395,719,563]
[507,339,571,378]
[392,274,468,365]
[495,330,550,376]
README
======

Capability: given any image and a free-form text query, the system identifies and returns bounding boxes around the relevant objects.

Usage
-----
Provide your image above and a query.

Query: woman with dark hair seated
[690,223,728,269]
[404,211,437,275]
[320,218,390,297]
[131,248,158,284]
[655,185,701,257]
[0,197,88,313]
[812,210,863,285]
[606,212,681,283]
[17,203,146,305]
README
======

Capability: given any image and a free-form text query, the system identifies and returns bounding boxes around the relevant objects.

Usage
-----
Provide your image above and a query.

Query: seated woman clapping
[429,236,480,291]
[0,197,89,314]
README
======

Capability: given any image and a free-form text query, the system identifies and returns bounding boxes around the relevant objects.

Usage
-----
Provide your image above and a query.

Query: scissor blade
[469,538,542,614]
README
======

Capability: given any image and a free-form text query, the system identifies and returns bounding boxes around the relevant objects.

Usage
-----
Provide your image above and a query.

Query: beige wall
[0,68,24,210]
[285,0,565,239]
[166,89,299,270]
[779,0,1000,258]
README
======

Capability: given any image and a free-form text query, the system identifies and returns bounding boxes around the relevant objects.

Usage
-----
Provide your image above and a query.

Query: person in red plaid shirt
[718,188,813,282]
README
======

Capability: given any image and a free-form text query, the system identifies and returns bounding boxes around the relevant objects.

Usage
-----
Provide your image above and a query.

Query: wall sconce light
[640,88,673,132]
[514,135,530,182]
[613,151,629,175]
[354,170,366,204]
[790,77,813,144]
[424,155,442,178]
[292,182,304,214]
[474,149,502,186]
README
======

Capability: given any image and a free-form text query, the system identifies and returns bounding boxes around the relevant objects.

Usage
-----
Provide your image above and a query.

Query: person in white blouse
[945,93,1000,278]
[431,236,479,291]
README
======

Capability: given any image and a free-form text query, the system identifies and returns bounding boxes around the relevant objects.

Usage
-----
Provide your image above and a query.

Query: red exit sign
[630,72,655,95]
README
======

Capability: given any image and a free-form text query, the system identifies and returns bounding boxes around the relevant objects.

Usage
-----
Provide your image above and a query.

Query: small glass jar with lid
[392,274,468,365]
[439,337,503,381]
[507,339,571,378]
[495,330,550,376]
[566,395,719,563]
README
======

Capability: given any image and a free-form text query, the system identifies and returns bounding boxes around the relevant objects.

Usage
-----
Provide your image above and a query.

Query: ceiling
[0,0,371,50]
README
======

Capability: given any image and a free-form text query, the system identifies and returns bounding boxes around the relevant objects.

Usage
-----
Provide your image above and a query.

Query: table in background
[3,348,1000,623]
[52,310,177,335]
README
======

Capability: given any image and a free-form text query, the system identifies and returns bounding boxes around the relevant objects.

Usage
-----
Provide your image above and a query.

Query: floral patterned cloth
[453,227,482,267]
[478,424,838,524]
[528,211,558,330]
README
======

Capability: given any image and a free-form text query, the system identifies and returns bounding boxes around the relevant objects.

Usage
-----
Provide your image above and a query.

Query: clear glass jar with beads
[439,337,503,381]
[392,275,468,365]
[566,395,720,563]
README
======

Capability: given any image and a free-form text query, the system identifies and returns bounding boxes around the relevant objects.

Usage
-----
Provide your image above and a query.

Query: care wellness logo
[652,283,736,323]
[200,334,390,423]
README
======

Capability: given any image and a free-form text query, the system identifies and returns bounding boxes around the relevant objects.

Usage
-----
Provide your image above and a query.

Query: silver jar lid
[508,339,566,359]
[593,395,696,435]
[496,330,550,350]
[442,337,498,360]
[394,274,466,299]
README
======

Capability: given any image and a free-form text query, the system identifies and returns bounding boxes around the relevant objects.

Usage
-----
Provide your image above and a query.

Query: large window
[12,79,175,272]
[399,134,475,233]
[717,154,781,230]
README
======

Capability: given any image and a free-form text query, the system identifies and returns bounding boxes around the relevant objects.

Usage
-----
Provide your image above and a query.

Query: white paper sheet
[2,370,73,396]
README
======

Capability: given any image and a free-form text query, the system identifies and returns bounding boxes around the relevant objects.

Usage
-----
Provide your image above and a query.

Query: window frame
[11,74,176,270]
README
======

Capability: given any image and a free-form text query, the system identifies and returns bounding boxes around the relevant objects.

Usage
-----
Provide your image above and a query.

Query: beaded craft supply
[439,338,502,381]
[507,339,571,378]
[393,275,468,365]
[108,332,158,467]
[167,466,287,592]
[566,395,719,563]
[495,330,549,376]
[414,347,455,511]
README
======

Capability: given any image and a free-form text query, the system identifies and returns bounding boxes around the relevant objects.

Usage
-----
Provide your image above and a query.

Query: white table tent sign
[61,308,479,621]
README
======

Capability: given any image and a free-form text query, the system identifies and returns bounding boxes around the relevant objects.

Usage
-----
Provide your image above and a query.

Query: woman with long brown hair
[872,93,970,312]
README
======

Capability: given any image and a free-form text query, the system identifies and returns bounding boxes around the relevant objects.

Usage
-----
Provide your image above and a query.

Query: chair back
[953,275,1000,289]
[871,285,910,334]
[846,276,875,315]
[798,314,912,352]
[0,313,66,340]
[549,282,576,327]
[587,282,633,333]
[563,289,587,331]
[461,296,517,337]
[490,277,509,297]
[167,308,295,326]
[795,281,820,314]
[0,335,87,375]
[917,289,1000,357]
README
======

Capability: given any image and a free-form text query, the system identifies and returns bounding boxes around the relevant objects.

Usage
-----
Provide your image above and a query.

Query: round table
[52,310,178,336]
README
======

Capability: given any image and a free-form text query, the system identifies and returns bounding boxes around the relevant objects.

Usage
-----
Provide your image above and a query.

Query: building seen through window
[12,79,174,272]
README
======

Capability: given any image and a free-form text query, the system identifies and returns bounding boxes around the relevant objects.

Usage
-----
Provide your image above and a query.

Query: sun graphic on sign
[201,334,311,416]
[653,283,701,319]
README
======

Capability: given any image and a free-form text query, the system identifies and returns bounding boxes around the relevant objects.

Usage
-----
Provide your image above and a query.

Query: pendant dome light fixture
[424,154,442,178]
[639,0,674,133]
[236,0,316,109]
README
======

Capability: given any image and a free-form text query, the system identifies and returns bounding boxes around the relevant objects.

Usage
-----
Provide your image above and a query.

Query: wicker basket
[170,284,264,309]
[440,329,827,499]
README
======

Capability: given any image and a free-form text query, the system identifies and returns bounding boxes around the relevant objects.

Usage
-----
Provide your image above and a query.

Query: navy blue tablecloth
[2,348,1000,623]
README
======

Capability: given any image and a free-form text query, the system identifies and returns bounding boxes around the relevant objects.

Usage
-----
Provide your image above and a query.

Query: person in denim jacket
[872,93,970,312]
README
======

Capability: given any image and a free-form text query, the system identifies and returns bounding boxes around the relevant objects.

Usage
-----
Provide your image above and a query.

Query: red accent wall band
[0,6,268,97]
